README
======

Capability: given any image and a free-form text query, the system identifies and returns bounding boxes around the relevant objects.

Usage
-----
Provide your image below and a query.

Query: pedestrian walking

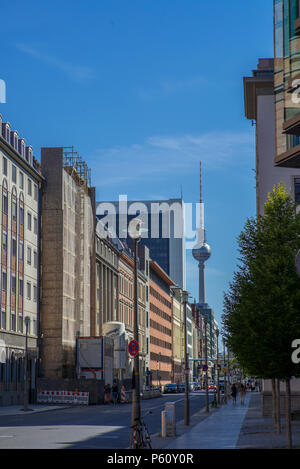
[112,382,118,405]
[104,383,111,404]
[239,383,246,406]
[231,383,237,404]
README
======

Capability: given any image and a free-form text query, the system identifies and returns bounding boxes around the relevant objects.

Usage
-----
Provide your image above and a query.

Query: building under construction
[40,147,96,379]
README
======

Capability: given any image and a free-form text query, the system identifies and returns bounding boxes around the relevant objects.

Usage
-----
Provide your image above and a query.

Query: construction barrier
[121,387,126,403]
[37,390,89,406]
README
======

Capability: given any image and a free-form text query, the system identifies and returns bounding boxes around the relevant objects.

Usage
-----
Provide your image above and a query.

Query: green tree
[222,182,300,448]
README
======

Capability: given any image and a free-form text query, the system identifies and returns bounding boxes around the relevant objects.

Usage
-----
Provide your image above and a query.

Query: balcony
[275,142,300,168]
[295,17,300,36]
[282,113,300,136]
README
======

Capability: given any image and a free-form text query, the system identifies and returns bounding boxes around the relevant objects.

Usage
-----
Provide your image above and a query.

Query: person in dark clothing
[231,383,237,404]
[112,382,119,405]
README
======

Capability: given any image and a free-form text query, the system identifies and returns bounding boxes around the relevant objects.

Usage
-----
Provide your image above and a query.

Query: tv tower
[192,162,211,305]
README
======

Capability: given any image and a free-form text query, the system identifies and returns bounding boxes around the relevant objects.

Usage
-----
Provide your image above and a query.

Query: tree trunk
[271,378,277,429]
[276,379,281,434]
[285,378,292,449]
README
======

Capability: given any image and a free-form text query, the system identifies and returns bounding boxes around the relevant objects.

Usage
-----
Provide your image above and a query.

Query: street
[0,392,213,449]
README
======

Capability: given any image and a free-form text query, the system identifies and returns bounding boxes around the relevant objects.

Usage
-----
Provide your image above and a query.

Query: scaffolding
[63,146,91,187]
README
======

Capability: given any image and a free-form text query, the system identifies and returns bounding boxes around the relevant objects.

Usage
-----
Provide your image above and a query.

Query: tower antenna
[200,161,202,204]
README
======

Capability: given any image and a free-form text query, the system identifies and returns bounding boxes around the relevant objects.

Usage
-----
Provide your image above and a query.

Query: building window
[2,191,8,215]
[33,251,37,268]
[19,279,23,297]
[2,157,7,176]
[12,165,17,183]
[19,172,24,190]
[11,275,16,294]
[12,199,17,221]
[12,238,17,258]
[26,282,31,300]
[19,242,24,261]
[27,246,32,265]
[34,184,38,201]
[1,310,6,330]
[2,232,7,252]
[33,217,38,235]
[33,285,37,302]
[2,271,7,291]
[27,212,32,230]
[19,206,24,226]
[28,179,32,196]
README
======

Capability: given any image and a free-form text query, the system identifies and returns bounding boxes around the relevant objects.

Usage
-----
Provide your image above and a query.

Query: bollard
[161,410,167,438]
[165,402,176,437]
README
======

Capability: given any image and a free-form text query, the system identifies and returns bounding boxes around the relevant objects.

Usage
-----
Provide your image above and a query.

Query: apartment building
[149,260,175,386]
[114,241,149,387]
[170,286,184,384]
[0,116,43,405]
[95,222,119,336]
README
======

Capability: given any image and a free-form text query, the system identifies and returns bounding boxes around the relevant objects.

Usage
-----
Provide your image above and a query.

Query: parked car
[164,383,178,393]
[208,383,217,391]
[190,382,201,391]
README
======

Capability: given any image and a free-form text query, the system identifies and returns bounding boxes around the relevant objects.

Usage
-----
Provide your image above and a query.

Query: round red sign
[128,340,139,357]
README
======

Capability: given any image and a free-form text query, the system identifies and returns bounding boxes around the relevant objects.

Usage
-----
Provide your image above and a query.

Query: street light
[182,290,190,426]
[157,352,161,388]
[216,329,220,406]
[127,218,147,433]
[204,316,209,412]
[223,337,227,404]
[21,316,31,412]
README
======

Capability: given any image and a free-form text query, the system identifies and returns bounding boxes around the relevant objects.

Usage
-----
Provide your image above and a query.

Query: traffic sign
[128,340,139,357]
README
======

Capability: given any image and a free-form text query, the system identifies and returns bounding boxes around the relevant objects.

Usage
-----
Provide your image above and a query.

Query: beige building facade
[40,147,95,379]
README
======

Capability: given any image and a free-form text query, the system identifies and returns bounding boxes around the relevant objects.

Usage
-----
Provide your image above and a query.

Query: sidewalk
[236,393,300,449]
[156,392,300,449]
[163,394,251,449]
[0,404,71,416]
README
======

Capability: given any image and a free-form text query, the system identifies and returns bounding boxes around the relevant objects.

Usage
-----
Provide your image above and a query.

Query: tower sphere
[192,242,211,262]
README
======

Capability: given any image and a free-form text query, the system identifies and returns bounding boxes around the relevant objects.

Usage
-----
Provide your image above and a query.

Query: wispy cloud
[90,130,254,189]
[138,76,208,100]
[16,43,95,83]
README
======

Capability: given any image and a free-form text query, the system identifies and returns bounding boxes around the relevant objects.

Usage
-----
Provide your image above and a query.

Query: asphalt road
[0,391,213,449]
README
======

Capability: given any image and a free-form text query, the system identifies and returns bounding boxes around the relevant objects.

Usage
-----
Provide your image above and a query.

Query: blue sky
[0,0,274,328]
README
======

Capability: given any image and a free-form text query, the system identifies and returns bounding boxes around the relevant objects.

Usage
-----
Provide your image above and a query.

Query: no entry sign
[128,340,139,357]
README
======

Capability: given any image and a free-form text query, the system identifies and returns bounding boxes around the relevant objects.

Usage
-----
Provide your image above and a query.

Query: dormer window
[18,139,26,158]
[5,124,10,142]
[11,131,18,150]
[25,146,33,164]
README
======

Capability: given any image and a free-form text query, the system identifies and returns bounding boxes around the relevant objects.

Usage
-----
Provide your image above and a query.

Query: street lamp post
[157,352,161,388]
[127,219,147,433]
[132,235,141,428]
[223,338,227,404]
[22,316,30,412]
[183,290,190,426]
[204,316,209,412]
[216,329,220,406]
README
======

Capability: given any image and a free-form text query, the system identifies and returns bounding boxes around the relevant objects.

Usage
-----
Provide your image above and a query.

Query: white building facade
[0,115,43,406]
